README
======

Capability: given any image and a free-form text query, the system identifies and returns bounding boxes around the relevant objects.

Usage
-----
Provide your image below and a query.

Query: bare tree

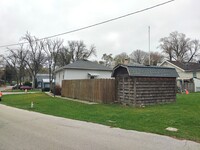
[22,32,46,88]
[68,41,96,62]
[7,45,28,85]
[146,52,164,66]
[42,38,63,90]
[101,53,113,67]
[129,49,148,64]
[57,47,71,67]
[159,31,199,62]
[55,41,96,67]
[114,52,129,65]
[159,37,173,61]
[187,40,200,62]
[3,52,19,85]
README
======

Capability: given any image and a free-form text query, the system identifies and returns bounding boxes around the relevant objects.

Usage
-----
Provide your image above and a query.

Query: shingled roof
[168,61,200,71]
[55,60,112,72]
[112,64,179,78]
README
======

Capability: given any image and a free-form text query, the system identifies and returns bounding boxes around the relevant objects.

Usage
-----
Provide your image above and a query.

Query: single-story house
[112,64,179,106]
[55,60,112,86]
[160,60,200,92]
[36,74,50,88]
[41,79,55,91]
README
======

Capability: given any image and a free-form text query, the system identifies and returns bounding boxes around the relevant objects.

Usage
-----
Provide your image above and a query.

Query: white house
[55,60,112,86]
[36,74,49,88]
[160,60,200,92]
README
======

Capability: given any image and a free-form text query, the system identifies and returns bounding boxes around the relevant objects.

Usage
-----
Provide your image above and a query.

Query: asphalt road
[0,104,199,150]
[0,86,12,92]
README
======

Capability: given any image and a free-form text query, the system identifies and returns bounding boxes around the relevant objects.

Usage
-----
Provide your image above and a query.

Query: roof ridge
[127,65,174,69]
[112,64,179,78]
[55,60,112,72]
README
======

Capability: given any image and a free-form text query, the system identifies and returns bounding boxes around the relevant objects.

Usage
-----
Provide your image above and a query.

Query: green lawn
[1,92,200,142]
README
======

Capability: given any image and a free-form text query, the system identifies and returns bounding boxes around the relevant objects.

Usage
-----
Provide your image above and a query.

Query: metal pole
[148,26,151,66]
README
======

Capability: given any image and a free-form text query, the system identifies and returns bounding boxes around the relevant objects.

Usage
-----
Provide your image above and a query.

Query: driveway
[0,86,37,95]
[0,104,199,150]
[0,86,12,92]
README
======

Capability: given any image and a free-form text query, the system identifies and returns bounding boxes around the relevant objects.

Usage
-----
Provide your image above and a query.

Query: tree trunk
[32,75,36,89]
[49,64,52,92]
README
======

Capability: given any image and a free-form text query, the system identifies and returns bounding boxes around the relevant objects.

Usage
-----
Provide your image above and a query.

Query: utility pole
[148,26,151,66]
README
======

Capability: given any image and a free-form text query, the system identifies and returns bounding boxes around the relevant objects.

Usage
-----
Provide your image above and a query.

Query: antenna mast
[148,26,151,66]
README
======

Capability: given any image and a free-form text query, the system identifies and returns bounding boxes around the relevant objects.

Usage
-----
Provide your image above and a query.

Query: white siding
[55,69,112,86]
[161,62,174,68]
[55,70,65,86]
[161,62,194,80]
[177,71,193,80]
[193,78,200,92]
[196,72,200,78]
[161,61,200,92]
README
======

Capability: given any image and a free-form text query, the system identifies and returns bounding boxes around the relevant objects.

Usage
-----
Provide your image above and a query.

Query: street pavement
[2,91,37,95]
[0,86,37,96]
[0,104,199,150]
[0,86,12,92]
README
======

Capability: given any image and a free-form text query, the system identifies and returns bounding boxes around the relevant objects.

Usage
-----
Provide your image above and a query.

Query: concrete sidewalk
[45,92,98,104]
[0,104,199,150]
[0,86,38,96]
[2,91,37,95]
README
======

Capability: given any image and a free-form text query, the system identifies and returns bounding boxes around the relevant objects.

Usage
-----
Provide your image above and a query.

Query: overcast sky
[0,0,200,60]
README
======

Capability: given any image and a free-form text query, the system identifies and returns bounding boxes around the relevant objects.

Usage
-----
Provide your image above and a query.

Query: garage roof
[55,60,112,72]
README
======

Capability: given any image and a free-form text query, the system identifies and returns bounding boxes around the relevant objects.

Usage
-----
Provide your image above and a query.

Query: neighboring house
[55,60,113,86]
[36,74,50,88]
[160,60,200,92]
[41,79,54,91]
[112,64,178,106]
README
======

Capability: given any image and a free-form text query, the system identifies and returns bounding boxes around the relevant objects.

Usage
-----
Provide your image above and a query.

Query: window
[44,83,50,88]
[193,72,197,78]
[90,76,95,79]
[88,73,99,79]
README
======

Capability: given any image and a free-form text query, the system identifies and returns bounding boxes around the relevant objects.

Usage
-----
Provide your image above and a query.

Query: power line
[0,0,175,48]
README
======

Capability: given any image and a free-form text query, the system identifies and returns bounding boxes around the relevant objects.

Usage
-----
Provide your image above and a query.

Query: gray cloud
[0,0,200,60]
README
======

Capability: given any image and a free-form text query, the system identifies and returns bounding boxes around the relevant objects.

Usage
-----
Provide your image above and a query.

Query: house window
[44,83,50,88]
[90,76,95,79]
[88,73,99,79]
[193,72,197,78]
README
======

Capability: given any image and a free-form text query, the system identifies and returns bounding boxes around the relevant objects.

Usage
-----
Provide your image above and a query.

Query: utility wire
[0,0,175,48]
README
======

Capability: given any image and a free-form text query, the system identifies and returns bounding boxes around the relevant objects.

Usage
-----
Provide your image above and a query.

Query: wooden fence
[62,79,116,103]
[184,82,194,92]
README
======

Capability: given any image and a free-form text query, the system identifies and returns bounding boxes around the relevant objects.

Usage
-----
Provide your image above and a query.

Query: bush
[51,85,61,95]
[42,87,50,92]
[23,81,32,87]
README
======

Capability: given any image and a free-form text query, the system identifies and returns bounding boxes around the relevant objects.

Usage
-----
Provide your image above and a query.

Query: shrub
[51,85,61,95]
[23,81,32,87]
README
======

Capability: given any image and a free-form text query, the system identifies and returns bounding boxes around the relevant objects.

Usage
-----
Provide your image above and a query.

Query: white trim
[160,60,185,72]
[111,64,130,77]
[88,73,99,77]
[125,66,131,76]
[42,79,55,83]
